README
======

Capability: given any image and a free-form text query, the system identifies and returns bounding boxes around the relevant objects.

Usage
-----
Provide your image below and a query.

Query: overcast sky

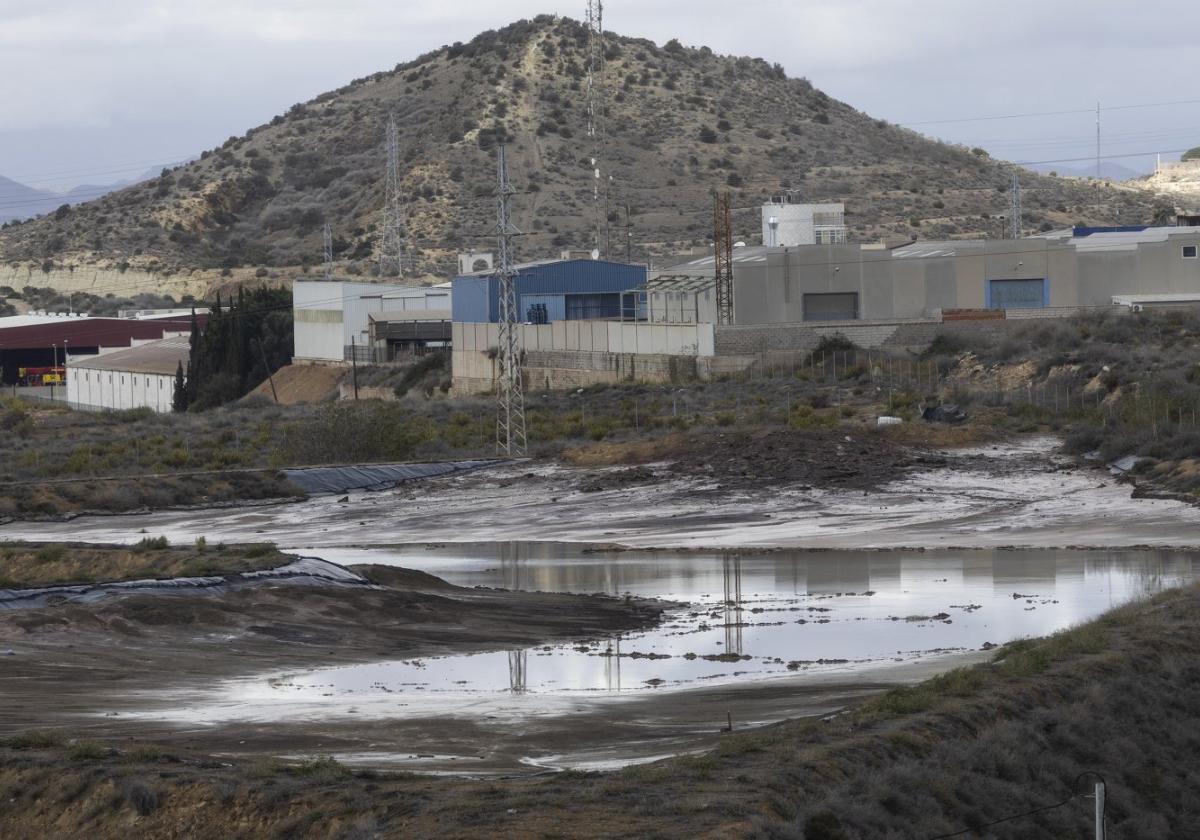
[2,0,1197,194]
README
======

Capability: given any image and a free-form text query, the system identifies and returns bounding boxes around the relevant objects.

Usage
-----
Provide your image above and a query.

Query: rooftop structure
[761,199,847,247]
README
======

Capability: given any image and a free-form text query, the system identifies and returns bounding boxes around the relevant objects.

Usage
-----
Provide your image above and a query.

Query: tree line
[173,285,292,411]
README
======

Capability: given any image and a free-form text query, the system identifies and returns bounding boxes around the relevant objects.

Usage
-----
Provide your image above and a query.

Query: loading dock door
[988,278,1046,309]
[803,293,858,322]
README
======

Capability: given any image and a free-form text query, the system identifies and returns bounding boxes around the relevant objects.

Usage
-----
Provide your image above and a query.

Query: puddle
[143,545,1196,725]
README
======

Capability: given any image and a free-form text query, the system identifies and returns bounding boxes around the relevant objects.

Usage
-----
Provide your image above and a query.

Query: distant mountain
[1024,161,1144,182]
[0,165,174,224]
[0,15,1171,282]
[0,175,60,223]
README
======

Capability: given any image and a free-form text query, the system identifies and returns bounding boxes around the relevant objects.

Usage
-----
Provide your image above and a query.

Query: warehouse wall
[67,367,177,413]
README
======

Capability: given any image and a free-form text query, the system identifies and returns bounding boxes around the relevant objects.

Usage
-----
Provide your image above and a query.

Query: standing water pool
[152,544,1197,725]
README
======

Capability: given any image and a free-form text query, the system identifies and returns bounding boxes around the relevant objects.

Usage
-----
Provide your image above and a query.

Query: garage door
[803,293,858,322]
[989,278,1045,309]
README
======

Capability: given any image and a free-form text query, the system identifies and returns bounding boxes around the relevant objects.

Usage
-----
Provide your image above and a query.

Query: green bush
[34,544,65,563]
[132,536,169,552]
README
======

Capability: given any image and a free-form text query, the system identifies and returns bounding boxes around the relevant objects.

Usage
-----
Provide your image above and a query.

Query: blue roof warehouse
[451,258,646,323]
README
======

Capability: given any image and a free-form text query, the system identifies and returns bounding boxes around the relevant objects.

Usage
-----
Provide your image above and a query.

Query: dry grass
[0,541,293,588]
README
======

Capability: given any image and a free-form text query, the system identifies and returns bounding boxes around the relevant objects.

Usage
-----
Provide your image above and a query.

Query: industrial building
[0,313,196,385]
[292,280,451,364]
[761,198,847,247]
[649,226,1200,324]
[65,336,191,413]
[451,258,646,324]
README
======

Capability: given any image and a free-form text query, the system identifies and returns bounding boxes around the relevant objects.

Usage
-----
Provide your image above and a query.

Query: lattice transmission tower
[713,191,734,324]
[585,0,606,258]
[494,144,527,456]
[322,221,334,280]
[379,115,406,277]
[1009,170,1022,240]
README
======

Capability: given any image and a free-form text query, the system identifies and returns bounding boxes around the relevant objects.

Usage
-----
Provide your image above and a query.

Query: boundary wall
[451,308,1130,394]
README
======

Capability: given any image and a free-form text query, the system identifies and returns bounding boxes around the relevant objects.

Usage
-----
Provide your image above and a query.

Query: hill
[0,16,1175,293]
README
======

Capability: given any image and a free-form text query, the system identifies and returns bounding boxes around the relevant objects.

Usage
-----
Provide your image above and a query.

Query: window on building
[1184,245,1198,259]
[565,293,620,320]
[802,293,859,322]
[988,278,1046,310]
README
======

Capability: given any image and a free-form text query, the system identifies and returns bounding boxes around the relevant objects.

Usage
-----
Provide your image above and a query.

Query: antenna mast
[1009,170,1022,240]
[494,144,527,456]
[585,0,606,259]
[322,221,334,280]
[713,191,734,324]
[379,115,405,277]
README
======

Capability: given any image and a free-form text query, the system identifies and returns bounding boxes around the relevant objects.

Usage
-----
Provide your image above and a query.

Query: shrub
[67,740,107,761]
[34,544,65,563]
[2,730,64,749]
[121,780,161,816]
[132,536,169,552]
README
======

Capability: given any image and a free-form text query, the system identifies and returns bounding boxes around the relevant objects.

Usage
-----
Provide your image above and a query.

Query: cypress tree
[172,361,188,412]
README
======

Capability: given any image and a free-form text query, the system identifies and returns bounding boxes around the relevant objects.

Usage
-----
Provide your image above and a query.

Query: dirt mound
[568,428,930,492]
[245,364,345,405]
[350,564,457,590]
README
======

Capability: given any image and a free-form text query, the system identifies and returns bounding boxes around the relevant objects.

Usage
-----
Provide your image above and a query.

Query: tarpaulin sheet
[282,460,504,496]
[0,558,369,611]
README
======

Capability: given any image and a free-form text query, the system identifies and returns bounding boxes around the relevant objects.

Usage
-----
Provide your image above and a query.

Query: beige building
[650,226,1200,324]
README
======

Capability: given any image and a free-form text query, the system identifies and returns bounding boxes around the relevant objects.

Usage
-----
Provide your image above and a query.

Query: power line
[493,144,526,457]
[378,114,406,278]
[927,772,1107,840]
[899,97,1200,127]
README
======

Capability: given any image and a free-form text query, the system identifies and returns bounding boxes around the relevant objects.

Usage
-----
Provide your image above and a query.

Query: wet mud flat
[0,563,666,756]
[20,435,1200,551]
[2,541,1193,778]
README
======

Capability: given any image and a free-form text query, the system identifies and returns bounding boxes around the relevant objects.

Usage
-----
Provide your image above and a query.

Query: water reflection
[204,545,1198,721]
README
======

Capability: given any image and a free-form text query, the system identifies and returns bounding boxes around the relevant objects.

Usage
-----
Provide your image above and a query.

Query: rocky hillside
[0,15,1175,290]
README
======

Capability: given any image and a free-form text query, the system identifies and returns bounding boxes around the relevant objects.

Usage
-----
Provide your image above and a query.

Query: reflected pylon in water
[723,554,743,657]
[604,635,622,691]
[508,649,527,693]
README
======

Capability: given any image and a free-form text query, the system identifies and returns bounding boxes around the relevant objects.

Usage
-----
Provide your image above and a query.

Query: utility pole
[1009,170,1022,240]
[1095,101,1101,179]
[322,221,334,280]
[713,191,734,324]
[494,144,527,456]
[379,115,405,277]
[585,0,606,259]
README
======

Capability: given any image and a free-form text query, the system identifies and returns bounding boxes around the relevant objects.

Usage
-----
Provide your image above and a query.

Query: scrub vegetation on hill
[0,16,1169,285]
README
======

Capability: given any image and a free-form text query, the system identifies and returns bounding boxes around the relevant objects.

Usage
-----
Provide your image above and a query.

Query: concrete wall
[66,366,176,413]
[452,320,716,393]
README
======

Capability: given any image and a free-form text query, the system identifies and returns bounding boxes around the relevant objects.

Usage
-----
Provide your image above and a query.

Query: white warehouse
[66,337,190,413]
[293,280,451,363]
